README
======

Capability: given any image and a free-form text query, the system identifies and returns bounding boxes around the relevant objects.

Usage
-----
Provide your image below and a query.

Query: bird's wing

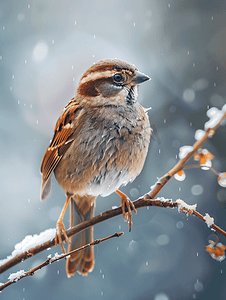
[40,99,80,200]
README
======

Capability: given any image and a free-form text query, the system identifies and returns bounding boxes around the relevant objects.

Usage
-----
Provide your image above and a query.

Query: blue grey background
[0,0,226,299]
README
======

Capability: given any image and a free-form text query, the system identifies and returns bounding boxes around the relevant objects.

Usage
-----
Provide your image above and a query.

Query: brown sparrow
[40,58,151,277]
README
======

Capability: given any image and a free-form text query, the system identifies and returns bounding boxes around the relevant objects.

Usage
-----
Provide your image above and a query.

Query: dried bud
[194,148,214,170]
[218,172,226,187]
[206,240,226,262]
[174,170,186,181]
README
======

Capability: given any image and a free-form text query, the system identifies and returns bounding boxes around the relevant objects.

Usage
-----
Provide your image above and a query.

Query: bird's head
[76,58,150,106]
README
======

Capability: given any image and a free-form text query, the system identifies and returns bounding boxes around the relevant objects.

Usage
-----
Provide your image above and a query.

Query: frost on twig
[0,232,123,292]
[178,146,193,159]
[176,199,197,216]
[203,213,214,228]
[194,129,205,141]
[8,270,26,282]
[204,107,225,130]
[150,178,161,192]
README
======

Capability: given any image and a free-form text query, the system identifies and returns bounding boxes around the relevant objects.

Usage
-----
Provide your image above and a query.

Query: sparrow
[40,58,151,277]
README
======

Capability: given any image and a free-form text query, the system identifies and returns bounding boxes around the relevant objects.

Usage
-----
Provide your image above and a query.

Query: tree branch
[0,198,176,274]
[1,197,226,276]
[0,232,123,292]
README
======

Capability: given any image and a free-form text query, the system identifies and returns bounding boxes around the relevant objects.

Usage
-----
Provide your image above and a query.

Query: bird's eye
[113,73,123,82]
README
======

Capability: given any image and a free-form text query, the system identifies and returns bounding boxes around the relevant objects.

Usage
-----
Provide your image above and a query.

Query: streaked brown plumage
[40,58,151,277]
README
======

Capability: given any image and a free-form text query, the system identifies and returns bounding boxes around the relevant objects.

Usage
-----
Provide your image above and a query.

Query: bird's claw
[55,221,69,253]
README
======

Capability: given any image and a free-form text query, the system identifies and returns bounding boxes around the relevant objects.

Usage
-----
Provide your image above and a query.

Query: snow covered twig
[0,232,123,292]
[0,197,177,274]
[1,196,226,277]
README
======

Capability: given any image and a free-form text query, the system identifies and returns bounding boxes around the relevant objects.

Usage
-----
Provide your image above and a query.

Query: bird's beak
[130,70,150,85]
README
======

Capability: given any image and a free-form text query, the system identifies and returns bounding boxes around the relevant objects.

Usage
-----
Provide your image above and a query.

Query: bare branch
[183,164,219,175]
[0,232,123,292]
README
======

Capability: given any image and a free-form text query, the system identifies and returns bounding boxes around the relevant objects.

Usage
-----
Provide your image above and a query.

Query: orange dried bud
[205,151,214,160]
[206,240,226,262]
[218,172,226,187]
[194,149,214,168]
[194,153,200,161]
[200,156,207,165]
[177,170,184,176]
[174,170,186,181]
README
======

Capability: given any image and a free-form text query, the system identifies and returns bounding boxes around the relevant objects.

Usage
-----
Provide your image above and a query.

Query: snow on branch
[0,229,56,268]
[176,199,197,215]
[203,213,215,228]
[0,232,123,292]
[1,197,226,279]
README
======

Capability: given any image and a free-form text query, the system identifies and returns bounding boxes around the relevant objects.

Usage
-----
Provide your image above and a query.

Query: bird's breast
[54,104,151,197]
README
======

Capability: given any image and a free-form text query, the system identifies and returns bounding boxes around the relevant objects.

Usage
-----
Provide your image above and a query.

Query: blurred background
[0,0,226,299]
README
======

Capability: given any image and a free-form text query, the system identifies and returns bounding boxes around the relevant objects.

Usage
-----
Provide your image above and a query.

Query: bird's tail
[66,195,96,277]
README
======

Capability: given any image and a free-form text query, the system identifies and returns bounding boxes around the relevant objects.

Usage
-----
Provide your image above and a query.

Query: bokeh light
[33,42,49,61]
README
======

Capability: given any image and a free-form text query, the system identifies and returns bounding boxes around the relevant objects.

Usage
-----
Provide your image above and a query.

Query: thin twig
[0,232,123,292]
[183,164,202,170]
[209,167,220,176]
[183,164,219,176]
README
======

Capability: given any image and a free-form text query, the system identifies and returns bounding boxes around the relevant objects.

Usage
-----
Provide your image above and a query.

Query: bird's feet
[116,190,137,231]
[55,220,69,253]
